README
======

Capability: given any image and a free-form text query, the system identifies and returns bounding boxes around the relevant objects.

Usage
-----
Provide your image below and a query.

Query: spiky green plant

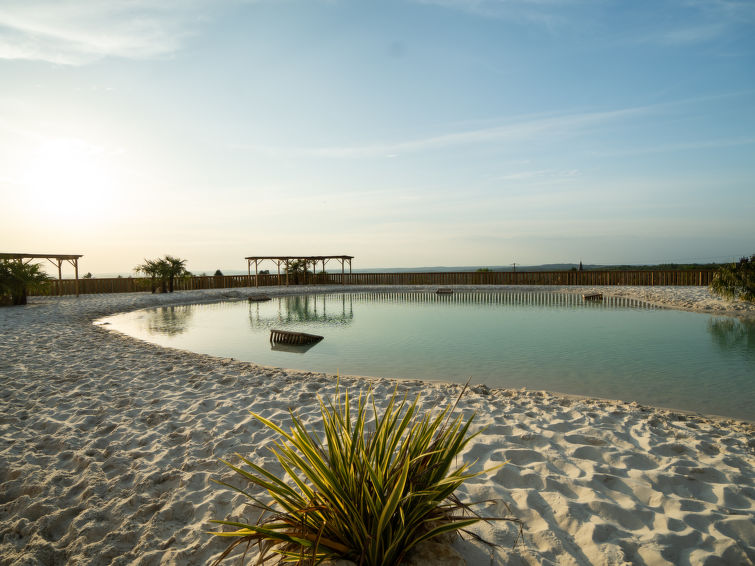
[210,384,511,565]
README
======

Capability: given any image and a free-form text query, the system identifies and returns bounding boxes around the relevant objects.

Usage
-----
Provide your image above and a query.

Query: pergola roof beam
[0,253,83,296]
[244,255,353,261]
[0,253,83,260]
[245,255,353,286]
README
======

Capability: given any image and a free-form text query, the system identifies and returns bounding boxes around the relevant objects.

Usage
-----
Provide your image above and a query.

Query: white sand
[0,285,753,565]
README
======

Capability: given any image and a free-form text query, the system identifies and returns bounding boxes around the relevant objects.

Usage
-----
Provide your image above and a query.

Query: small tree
[164,255,189,292]
[135,256,189,293]
[135,258,168,293]
[710,255,755,302]
[214,269,223,277]
[285,259,310,284]
[0,260,50,305]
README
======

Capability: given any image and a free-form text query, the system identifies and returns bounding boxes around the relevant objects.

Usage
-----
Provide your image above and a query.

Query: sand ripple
[1,286,753,565]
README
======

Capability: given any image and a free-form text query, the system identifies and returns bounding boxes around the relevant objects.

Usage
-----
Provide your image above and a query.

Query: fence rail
[29,270,717,297]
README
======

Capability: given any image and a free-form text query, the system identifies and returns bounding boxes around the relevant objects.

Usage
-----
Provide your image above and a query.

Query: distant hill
[353,265,578,273]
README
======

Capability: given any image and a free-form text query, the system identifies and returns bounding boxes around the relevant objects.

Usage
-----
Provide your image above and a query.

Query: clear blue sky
[1,0,753,275]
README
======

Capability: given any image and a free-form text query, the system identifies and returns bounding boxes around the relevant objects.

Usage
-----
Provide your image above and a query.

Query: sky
[1,0,754,276]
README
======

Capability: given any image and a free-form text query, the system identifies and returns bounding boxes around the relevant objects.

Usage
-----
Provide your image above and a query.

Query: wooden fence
[31,270,717,297]
[338,270,715,287]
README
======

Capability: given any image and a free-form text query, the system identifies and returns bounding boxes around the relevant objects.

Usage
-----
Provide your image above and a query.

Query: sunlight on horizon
[0,1,753,273]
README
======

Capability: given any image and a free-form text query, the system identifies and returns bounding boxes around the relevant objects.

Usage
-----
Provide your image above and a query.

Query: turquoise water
[102,291,755,420]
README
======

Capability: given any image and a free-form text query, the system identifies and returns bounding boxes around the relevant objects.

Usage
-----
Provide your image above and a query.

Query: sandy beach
[1,285,753,565]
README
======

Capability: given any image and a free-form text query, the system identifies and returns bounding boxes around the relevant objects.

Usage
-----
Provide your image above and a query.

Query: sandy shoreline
[1,285,753,565]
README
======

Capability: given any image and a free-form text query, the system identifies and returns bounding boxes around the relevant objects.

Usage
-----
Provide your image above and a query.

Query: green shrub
[0,260,50,305]
[210,384,510,565]
[710,255,755,302]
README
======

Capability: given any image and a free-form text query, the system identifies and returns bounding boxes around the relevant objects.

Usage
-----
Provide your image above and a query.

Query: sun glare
[22,138,117,223]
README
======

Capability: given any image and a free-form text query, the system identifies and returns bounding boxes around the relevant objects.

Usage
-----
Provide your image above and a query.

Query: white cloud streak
[589,136,755,158]
[0,0,212,65]
[231,91,754,160]
[417,0,755,45]
[230,105,651,158]
[3,0,751,66]
[411,0,581,26]
[630,0,755,45]
[657,23,726,45]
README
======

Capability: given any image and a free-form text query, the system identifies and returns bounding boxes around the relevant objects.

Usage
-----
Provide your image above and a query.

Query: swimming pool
[101,291,755,420]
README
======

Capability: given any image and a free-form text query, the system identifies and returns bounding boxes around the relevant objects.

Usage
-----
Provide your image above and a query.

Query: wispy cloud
[638,0,755,45]
[590,136,755,158]
[411,0,583,27]
[657,23,726,45]
[232,91,754,160]
[417,0,755,46]
[694,0,755,23]
[498,169,581,181]
[231,105,651,158]
[0,0,213,65]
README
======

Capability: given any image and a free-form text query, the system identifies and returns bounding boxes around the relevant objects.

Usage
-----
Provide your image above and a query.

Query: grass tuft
[209,381,518,565]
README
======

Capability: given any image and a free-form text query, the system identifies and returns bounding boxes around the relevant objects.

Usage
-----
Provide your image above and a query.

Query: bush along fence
[30,270,717,297]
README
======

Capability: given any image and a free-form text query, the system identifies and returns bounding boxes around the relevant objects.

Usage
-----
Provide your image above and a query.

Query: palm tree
[134,256,189,293]
[285,259,310,284]
[164,255,188,292]
[0,260,50,305]
[135,258,167,293]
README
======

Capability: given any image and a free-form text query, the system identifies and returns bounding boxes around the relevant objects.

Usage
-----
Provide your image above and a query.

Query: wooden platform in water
[582,293,604,301]
[248,295,272,302]
[270,329,324,345]
[436,289,454,294]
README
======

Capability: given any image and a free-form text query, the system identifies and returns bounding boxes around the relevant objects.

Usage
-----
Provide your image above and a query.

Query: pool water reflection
[101,291,755,420]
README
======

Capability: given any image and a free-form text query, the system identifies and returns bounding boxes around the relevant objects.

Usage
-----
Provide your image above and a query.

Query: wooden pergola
[0,253,83,296]
[245,255,353,286]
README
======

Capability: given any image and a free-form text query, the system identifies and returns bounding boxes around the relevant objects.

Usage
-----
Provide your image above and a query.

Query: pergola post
[242,256,353,288]
[73,258,79,296]
[56,259,63,296]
